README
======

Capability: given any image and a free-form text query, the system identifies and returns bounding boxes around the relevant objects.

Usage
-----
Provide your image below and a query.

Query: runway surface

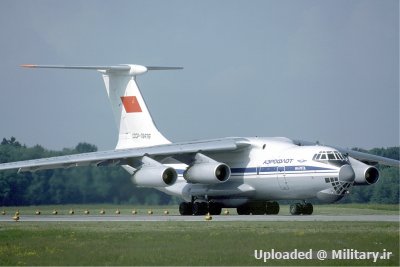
[0,214,398,222]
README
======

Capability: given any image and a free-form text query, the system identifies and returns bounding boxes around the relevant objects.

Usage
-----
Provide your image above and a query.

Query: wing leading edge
[338,148,399,167]
[0,138,250,173]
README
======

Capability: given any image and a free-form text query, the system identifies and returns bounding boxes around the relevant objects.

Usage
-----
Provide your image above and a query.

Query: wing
[336,148,399,167]
[294,140,399,167]
[0,138,250,173]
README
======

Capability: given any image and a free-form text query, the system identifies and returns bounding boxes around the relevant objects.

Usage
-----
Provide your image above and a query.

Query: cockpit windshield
[312,151,349,167]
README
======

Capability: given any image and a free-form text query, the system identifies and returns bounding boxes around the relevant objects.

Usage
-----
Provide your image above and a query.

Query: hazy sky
[0,0,398,151]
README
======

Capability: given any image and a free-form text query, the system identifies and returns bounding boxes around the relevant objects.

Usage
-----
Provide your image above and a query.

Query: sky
[0,0,398,151]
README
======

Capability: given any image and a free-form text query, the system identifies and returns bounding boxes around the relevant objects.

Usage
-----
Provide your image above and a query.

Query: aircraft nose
[339,164,355,182]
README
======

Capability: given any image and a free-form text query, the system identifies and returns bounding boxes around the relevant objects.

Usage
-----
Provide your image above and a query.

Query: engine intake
[362,167,380,185]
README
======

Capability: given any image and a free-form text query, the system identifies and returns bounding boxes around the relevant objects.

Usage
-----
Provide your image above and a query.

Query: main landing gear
[179,201,313,216]
[236,201,280,215]
[289,202,313,215]
[179,201,222,215]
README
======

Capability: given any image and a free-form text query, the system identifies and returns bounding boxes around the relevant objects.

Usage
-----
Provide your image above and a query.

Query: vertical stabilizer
[101,70,170,149]
[21,64,182,149]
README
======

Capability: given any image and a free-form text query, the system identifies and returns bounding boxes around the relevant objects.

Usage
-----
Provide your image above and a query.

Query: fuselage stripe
[175,165,335,176]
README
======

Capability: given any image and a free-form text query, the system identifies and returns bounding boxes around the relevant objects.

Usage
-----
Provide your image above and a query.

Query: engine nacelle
[131,166,177,187]
[349,157,380,185]
[183,162,231,184]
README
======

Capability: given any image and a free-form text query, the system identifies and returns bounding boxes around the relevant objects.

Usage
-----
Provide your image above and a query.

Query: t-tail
[21,64,183,149]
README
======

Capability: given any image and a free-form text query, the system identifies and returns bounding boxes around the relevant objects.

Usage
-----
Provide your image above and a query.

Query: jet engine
[183,162,231,184]
[125,156,178,187]
[131,165,177,187]
[349,157,380,185]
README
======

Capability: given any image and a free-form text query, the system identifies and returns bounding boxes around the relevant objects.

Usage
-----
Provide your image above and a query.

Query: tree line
[0,137,398,206]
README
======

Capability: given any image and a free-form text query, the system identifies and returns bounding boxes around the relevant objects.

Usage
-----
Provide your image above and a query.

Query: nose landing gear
[289,202,313,215]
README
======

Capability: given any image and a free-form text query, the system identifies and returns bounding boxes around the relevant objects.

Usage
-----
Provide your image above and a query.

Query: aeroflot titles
[263,159,294,165]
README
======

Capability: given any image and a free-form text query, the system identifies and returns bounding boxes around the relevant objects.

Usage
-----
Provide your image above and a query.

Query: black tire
[251,204,266,215]
[193,202,207,215]
[290,203,302,215]
[266,201,280,215]
[209,202,222,215]
[179,202,193,215]
[303,203,313,215]
[237,205,251,215]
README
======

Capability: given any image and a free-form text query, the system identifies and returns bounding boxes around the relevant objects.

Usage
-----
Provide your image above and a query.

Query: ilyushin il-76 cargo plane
[0,64,398,215]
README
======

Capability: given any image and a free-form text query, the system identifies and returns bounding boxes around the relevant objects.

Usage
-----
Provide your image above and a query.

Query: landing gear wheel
[266,201,280,215]
[193,202,208,215]
[251,203,267,215]
[289,203,314,215]
[303,203,313,215]
[208,202,222,215]
[290,203,302,215]
[237,205,251,215]
[179,202,193,215]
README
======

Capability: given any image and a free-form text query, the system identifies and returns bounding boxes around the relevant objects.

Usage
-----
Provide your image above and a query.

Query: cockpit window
[313,151,349,167]
[335,152,344,160]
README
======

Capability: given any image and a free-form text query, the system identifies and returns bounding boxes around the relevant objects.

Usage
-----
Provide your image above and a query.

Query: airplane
[0,64,398,216]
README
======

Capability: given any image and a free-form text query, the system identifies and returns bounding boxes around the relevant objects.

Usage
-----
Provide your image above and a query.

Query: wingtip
[20,64,37,68]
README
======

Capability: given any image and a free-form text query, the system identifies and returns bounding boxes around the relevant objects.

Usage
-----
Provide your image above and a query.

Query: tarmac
[0,214,398,222]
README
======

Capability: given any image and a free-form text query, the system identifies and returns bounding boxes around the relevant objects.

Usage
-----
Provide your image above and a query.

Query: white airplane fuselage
[161,137,354,206]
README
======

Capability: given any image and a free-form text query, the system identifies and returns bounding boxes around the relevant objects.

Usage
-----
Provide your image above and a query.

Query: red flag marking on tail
[120,96,142,113]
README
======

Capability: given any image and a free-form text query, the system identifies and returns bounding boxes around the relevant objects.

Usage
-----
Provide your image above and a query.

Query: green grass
[0,204,399,266]
[0,221,398,266]
[313,204,399,215]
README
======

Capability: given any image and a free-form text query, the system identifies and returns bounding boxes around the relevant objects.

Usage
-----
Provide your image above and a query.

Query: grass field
[0,204,399,266]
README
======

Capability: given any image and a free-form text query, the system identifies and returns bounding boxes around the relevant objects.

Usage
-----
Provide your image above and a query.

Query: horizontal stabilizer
[21,64,183,76]
[146,66,183,70]
[21,64,131,71]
